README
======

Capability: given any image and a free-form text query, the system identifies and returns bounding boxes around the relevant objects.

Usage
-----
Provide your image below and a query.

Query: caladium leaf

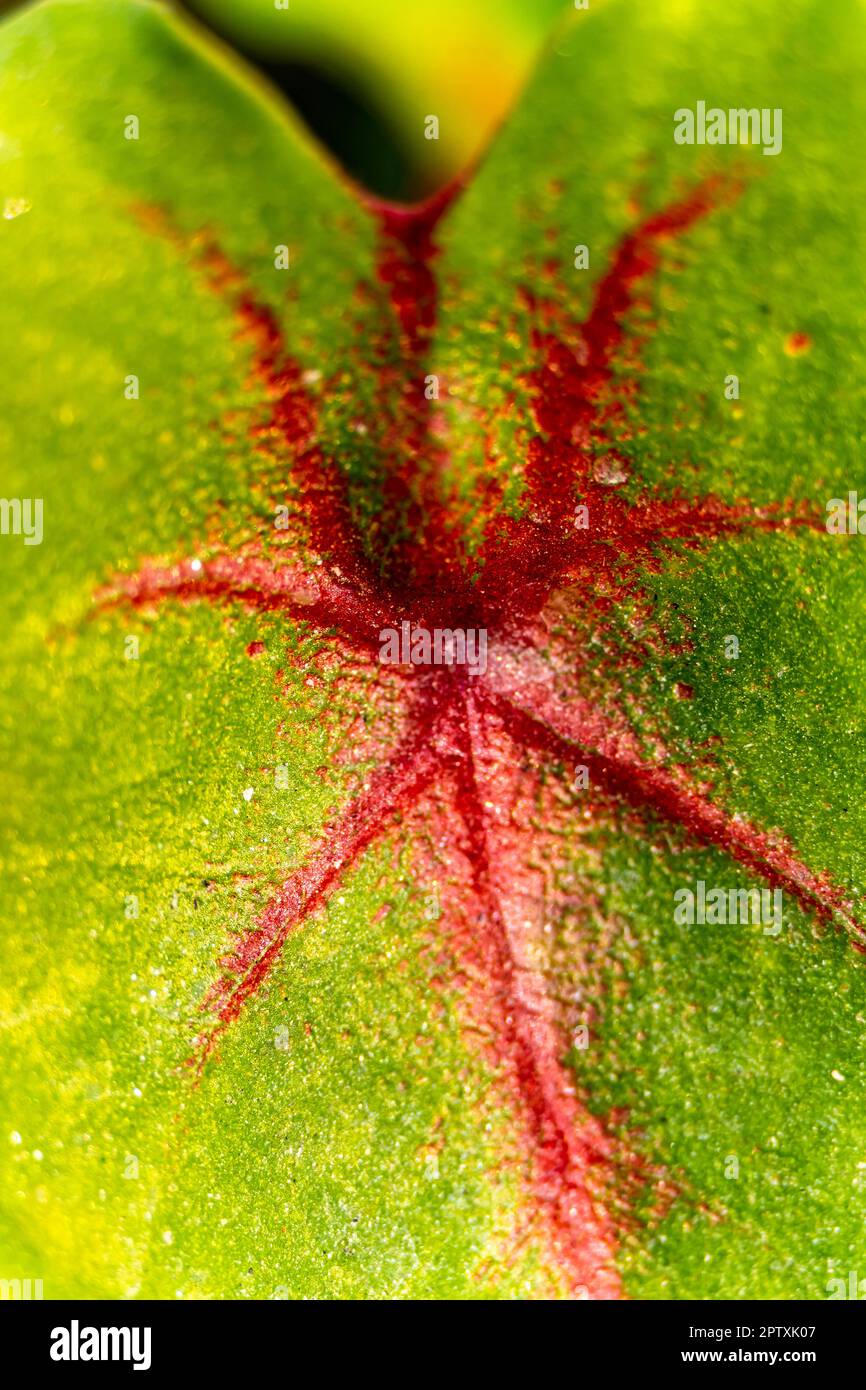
[1,0,865,1301]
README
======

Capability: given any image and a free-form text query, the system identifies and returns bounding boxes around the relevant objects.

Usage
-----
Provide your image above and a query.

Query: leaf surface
[1,0,865,1299]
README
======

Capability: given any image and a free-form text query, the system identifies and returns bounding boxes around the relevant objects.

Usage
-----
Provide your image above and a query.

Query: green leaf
[1,0,865,1301]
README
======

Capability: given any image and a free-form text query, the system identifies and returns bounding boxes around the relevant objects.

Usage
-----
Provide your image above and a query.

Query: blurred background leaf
[182,0,568,199]
[0,0,569,198]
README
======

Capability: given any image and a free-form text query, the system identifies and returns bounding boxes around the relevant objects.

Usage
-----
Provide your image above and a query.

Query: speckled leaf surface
[1,0,865,1301]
